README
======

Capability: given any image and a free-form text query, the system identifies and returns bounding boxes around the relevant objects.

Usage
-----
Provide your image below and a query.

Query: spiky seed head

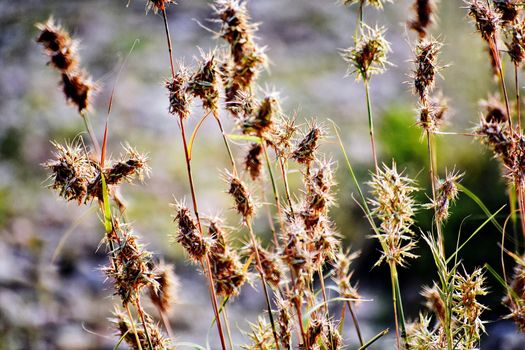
[332,249,361,300]
[104,223,159,306]
[342,24,391,81]
[505,19,525,65]
[208,220,248,297]
[244,143,263,180]
[417,94,448,132]
[226,172,255,219]
[61,71,93,113]
[36,18,71,53]
[426,170,463,223]
[241,94,279,137]
[275,296,292,349]
[412,38,442,100]
[44,140,97,204]
[369,162,419,267]
[172,201,209,262]
[452,268,488,342]
[241,316,276,350]
[268,113,297,157]
[113,310,172,350]
[408,0,437,38]
[494,0,520,24]
[291,121,323,165]
[467,0,501,42]
[248,241,283,288]
[187,50,220,113]
[166,65,192,119]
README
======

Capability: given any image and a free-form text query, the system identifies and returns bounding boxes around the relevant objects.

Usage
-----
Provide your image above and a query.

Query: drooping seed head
[342,24,391,81]
[247,241,284,288]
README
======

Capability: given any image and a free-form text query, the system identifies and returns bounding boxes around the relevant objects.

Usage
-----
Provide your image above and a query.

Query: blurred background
[1,0,525,349]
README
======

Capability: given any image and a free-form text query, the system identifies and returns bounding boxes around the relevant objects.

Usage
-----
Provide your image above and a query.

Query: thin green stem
[388,262,401,350]
[214,112,238,176]
[364,79,379,172]
[515,64,521,130]
[262,140,285,247]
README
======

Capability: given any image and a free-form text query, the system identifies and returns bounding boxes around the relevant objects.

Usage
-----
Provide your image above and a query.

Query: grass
[35,0,525,349]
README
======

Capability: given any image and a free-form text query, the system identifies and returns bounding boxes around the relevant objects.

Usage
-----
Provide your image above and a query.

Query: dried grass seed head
[505,18,525,65]
[172,200,209,262]
[166,64,193,119]
[104,223,159,306]
[291,120,325,165]
[467,0,501,42]
[241,316,276,350]
[241,94,279,137]
[268,113,298,157]
[480,93,508,123]
[431,170,463,223]
[408,0,437,38]
[247,240,284,288]
[148,261,178,313]
[44,140,97,204]
[452,268,488,342]
[417,93,448,132]
[494,0,521,24]
[208,219,248,297]
[61,71,93,113]
[113,310,172,350]
[342,24,391,81]
[226,171,255,219]
[187,50,221,113]
[412,38,442,100]
[244,142,263,180]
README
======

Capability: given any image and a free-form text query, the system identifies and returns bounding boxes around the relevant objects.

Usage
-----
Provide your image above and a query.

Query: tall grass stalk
[160,8,228,350]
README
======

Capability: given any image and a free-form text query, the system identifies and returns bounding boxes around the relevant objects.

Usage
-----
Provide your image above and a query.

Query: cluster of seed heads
[36,18,93,113]
[44,141,148,204]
